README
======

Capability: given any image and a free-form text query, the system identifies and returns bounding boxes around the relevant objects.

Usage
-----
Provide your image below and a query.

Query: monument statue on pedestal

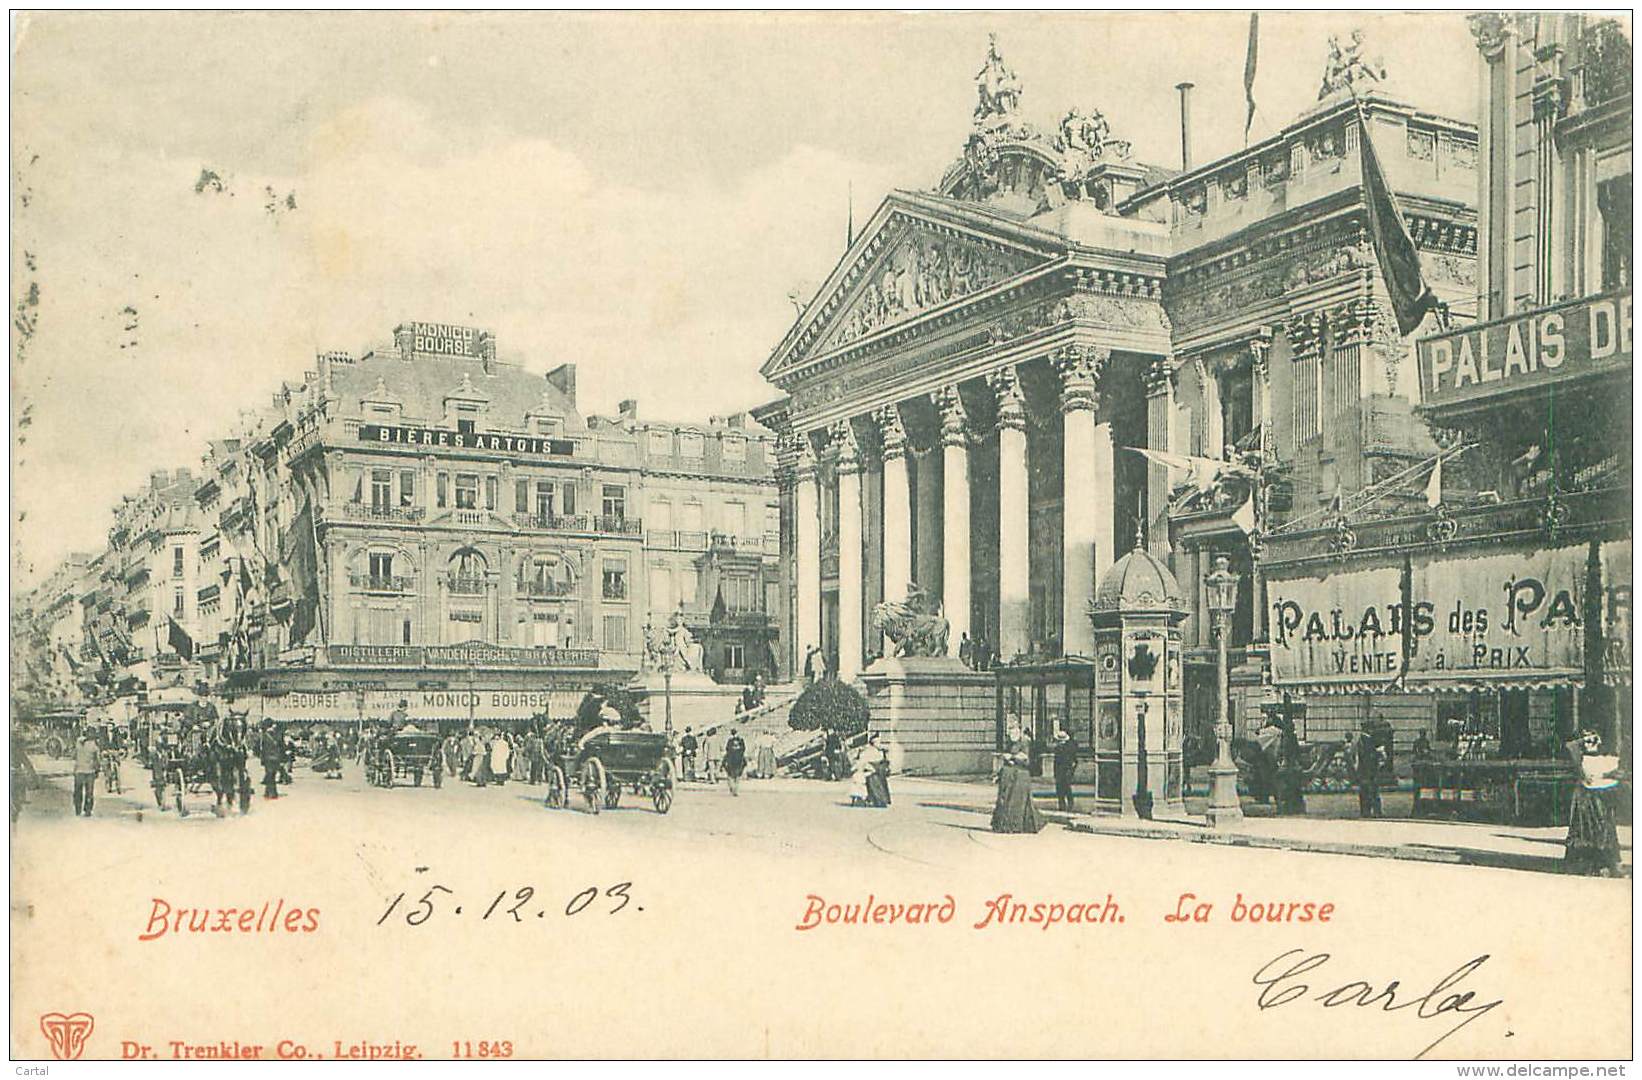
[870,585,950,658]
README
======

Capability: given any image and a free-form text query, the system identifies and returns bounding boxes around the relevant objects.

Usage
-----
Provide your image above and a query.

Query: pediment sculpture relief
[820,227,1038,351]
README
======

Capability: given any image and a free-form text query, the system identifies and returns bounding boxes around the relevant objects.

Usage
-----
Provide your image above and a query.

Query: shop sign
[358,424,574,458]
[323,643,600,669]
[237,687,584,722]
[406,321,482,357]
[1405,546,1586,686]
[1268,565,1407,688]
[1417,288,1632,409]
[1600,539,1632,686]
[1267,546,1589,689]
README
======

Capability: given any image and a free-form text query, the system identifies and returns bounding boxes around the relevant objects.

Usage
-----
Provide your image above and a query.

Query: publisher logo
[40,1012,94,1060]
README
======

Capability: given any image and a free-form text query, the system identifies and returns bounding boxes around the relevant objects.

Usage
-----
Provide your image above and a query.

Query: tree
[788,678,868,736]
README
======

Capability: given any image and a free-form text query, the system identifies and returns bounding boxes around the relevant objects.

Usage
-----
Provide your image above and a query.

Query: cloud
[10,94,901,585]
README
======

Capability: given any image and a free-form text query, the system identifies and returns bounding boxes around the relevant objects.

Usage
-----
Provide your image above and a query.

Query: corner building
[219,322,779,726]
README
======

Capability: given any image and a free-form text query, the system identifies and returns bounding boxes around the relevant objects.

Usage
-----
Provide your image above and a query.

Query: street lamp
[1204,552,1244,829]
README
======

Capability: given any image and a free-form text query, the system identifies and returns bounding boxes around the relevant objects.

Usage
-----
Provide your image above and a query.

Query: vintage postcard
[8,9,1633,1064]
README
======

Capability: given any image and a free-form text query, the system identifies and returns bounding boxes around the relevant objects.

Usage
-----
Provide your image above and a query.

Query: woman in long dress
[849,733,891,808]
[1565,729,1623,876]
[991,723,1043,834]
[754,731,778,779]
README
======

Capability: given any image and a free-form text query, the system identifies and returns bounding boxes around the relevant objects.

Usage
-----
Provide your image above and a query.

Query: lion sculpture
[870,585,950,658]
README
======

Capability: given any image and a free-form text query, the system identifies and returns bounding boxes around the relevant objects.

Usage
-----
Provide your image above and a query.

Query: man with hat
[257,720,284,800]
[72,725,101,817]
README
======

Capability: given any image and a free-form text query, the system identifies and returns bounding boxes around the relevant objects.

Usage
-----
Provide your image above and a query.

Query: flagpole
[308,492,327,647]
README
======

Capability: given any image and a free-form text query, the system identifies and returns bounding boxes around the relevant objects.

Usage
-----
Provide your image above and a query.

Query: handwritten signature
[1252,948,1505,1059]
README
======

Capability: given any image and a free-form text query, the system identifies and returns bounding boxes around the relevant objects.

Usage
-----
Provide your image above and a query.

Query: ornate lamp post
[1204,552,1244,829]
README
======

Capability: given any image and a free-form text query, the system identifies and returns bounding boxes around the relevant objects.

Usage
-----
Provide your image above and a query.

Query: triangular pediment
[762,192,1065,383]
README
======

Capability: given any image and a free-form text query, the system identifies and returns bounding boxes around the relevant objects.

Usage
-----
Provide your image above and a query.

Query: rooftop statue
[973,34,1022,126]
[1318,29,1386,101]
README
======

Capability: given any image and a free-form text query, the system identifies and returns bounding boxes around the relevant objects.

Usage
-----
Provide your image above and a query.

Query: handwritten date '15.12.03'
[376,877,637,928]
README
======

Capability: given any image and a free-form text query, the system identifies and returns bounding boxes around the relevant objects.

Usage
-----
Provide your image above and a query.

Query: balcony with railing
[446,574,488,596]
[1579,19,1632,110]
[516,577,577,599]
[342,502,425,524]
[513,512,643,538]
[350,573,416,594]
[515,512,590,532]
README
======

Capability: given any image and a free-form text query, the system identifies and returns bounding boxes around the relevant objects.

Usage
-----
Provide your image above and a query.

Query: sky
[8,10,1479,589]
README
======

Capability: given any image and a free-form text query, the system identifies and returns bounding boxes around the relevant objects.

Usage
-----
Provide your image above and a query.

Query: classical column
[834,420,865,682]
[1094,391,1117,588]
[1057,344,1110,659]
[875,404,912,608]
[1195,356,1224,459]
[913,443,942,599]
[938,386,971,657]
[1249,333,1272,643]
[1142,356,1175,560]
[989,367,1030,663]
[793,437,822,670]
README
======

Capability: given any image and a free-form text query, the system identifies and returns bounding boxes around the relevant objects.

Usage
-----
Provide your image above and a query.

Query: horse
[207,715,253,816]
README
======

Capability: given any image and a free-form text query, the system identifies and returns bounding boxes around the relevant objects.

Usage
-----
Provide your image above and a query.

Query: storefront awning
[1268,544,1592,694]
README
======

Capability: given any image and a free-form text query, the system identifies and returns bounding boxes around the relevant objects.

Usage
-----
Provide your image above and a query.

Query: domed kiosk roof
[1091,545,1186,615]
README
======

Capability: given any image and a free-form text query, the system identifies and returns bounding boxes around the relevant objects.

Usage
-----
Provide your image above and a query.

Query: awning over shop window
[1268,544,1590,694]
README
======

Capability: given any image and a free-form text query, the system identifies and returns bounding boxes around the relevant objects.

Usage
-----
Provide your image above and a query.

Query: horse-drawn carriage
[148,710,253,817]
[365,728,442,788]
[543,726,674,814]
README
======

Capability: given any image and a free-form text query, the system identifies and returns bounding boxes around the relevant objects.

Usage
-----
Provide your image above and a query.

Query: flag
[1232,492,1257,535]
[1243,13,1260,142]
[167,616,195,661]
[1127,447,1250,495]
[1424,456,1443,509]
[280,497,321,644]
[1357,102,1437,335]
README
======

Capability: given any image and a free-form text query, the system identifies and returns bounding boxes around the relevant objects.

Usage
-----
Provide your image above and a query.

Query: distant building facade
[29,320,780,727]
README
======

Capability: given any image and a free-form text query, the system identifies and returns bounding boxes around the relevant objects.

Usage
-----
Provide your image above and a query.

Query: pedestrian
[258,721,283,800]
[443,732,459,777]
[702,726,723,784]
[278,728,296,786]
[740,685,758,715]
[861,734,892,807]
[822,727,844,781]
[802,644,822,684]
[474,730,493,787]
[1051,723,1078,812]
[991,722,1043,833]
[680,727,698,782]
[958,632,974,669]
[723,728,747,796]
[462,730,479,780]
[1349,724,1385,819]
[754,729,778,779]
[72,728,101,817]
[753,673,767,707]
[522,730,541,784]
[491,731,512,786]
[1565,729,1623,876]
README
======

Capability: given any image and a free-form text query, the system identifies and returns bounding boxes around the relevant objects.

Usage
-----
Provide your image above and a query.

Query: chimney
[545,363,577,408]
[618,399,639,421]
[1175,81,1195,172]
